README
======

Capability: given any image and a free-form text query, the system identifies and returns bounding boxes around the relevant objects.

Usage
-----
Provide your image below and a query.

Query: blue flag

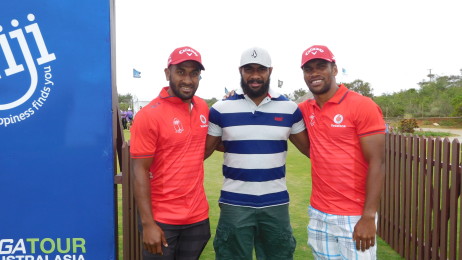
[133,68,141,78]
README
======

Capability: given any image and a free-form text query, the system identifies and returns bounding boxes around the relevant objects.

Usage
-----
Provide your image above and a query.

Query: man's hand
[223,90,236,99]
[352,215,376,251]
[142,222,168,255]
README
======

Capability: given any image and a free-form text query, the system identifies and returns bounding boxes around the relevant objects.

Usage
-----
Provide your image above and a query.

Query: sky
[115,0,462,102]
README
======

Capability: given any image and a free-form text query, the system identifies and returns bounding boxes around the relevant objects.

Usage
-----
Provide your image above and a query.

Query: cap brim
[301,58,335,68]
[240,62,271,68]
[170,59,205,70]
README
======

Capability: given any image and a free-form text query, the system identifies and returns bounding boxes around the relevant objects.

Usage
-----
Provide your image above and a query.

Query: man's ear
[332,64,338,77]
[164,68,170,81]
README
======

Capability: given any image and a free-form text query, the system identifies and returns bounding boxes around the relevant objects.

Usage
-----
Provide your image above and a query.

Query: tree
[204,97,218,108]
[397,119,419,133]
[292,88,308,101]
[374,72,462,118]
[118,93,133,111]
[450,94,462,116]
[450,87,462,116]
[344,79,374,98]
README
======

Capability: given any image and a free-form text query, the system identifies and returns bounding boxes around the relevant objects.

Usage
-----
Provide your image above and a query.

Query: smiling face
[165,61,202,102]
[302,59,338,96]
[239,63,272,100]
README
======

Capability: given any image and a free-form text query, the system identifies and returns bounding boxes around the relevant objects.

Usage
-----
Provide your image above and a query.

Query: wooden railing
[115,110,142,260]
[378,133,461,259]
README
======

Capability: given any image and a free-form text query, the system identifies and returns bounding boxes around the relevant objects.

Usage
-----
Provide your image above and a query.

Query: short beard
[240,78,270,99]
[169,80,195,101]
[308,83,331,95]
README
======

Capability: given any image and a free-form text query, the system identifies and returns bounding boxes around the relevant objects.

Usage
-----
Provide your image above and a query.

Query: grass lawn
[413,130,452,137]
[119,130,403,259]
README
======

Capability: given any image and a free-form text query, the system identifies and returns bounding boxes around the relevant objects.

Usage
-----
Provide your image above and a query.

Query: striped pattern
[208,89,305,208]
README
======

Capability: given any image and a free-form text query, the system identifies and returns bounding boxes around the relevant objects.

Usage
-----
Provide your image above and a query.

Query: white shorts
[307,206,377,260]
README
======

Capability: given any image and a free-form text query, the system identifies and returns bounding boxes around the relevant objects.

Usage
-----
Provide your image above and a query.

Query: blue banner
[0,1,115,260]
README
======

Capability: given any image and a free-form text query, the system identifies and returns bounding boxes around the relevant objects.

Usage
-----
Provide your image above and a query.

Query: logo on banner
[0,13,57,127]
[0,238,87,260]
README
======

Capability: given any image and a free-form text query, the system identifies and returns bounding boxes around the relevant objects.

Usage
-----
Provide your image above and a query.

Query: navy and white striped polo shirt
[208,88,306,208]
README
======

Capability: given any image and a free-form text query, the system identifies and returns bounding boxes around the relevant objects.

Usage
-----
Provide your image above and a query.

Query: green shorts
[213,203,296,260]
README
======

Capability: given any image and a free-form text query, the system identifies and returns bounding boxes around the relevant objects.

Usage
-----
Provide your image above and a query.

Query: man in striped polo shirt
[205,47,310,260]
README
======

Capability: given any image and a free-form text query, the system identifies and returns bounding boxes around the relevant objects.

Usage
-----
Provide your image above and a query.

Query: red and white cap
[167,46,205,70]
[301,45,335,67]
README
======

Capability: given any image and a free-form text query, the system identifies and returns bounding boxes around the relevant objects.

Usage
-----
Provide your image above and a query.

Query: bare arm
[132,157,168,255]
[205,134,222,159]
[353,134,385,251]
[289,130,310,158]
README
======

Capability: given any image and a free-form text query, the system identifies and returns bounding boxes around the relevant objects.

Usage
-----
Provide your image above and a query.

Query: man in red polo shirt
[130,46,210,259]
[298,45,385,260]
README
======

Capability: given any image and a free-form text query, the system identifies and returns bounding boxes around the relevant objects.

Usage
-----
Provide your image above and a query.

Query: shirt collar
[328,84,349,104]
[235,87,281,100]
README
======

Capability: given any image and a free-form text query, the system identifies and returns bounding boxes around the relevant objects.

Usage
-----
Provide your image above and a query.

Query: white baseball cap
[239,47,272,68]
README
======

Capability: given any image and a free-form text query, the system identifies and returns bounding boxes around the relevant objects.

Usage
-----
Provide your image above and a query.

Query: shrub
[397,119,419,133]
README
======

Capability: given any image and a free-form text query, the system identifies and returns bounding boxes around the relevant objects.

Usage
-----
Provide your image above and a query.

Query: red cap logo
[168,46,205,70]
[301,45,335,67]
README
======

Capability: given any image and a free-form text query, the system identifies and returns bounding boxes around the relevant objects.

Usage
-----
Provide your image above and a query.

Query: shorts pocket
[266,231,296,259]
[213,225,233,259]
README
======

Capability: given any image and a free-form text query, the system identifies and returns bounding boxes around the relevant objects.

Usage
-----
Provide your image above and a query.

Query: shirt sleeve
[207,106,223,137]
[355,98,386,137]
[290,107,306,135]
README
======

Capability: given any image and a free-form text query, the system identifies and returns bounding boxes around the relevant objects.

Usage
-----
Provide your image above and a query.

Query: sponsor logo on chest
[172,114,208,133]
[309,113,315,126]
[331,114,346,128]
[173,118,184,133]
[199,114,208,128]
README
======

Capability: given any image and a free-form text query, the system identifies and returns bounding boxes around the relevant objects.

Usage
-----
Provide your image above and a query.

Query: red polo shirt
[299,84,385,215]
[130,87,209,225]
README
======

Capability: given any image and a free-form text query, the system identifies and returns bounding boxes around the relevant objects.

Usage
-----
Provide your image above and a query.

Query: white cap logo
[306,47,324,56]
[251,50,257,58]
[179,48,198,57]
